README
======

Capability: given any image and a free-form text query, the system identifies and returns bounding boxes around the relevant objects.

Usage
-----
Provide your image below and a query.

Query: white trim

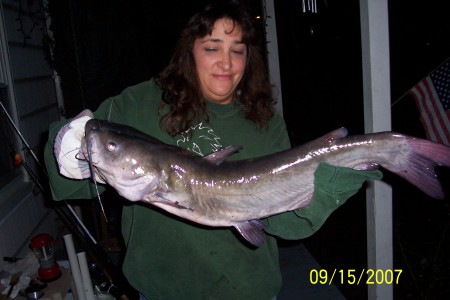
[359,0,393,299]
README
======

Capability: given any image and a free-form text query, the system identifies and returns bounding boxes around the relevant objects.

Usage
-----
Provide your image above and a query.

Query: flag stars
[430,62,450,110]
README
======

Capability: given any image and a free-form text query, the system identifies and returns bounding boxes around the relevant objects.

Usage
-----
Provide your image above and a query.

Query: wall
[0,0,61,266]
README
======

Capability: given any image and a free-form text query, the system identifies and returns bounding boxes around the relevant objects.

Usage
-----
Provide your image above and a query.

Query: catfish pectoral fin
[234,220,267,247]
[144,192,193,210]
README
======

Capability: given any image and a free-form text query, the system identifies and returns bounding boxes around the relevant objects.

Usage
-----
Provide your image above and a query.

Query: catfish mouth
[81,119,100,164]
[80,119,112,182]
[79,132,106,183]
[79,133,92,166]
[81,121,97,161]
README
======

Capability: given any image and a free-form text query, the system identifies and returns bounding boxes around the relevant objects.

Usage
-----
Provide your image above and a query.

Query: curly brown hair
[157,1,275,136]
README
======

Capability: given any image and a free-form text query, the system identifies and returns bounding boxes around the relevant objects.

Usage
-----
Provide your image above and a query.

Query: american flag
[410,59,450,146]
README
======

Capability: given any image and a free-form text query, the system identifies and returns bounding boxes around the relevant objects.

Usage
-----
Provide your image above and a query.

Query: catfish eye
[107,142,117,151]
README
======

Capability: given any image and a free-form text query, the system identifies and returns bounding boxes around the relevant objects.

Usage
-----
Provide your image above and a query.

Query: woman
[45,2,381,299]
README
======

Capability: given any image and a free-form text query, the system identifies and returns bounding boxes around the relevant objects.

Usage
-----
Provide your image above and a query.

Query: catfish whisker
[85,132,109,222]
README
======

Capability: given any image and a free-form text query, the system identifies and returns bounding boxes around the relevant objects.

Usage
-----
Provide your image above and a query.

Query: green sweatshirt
[44,79,382,300]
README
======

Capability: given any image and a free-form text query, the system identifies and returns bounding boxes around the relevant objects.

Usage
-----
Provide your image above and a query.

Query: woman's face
[193,18,247,105]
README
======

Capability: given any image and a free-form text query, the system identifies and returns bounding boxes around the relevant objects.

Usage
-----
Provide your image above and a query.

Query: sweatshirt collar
[204,99,242,118]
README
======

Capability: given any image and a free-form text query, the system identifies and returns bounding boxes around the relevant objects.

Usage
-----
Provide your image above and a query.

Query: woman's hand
[53,109,104,183]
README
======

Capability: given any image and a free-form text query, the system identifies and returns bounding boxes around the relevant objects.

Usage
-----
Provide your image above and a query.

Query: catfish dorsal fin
[234,220,267,247]
[203,145,242,165]
[320,127,348,143]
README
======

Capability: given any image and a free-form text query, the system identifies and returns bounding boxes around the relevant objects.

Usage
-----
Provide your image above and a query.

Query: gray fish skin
[81,119,450,246]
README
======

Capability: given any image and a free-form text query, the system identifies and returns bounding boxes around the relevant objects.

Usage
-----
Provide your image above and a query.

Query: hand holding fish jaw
[83,119,450,247]
[54,109,107,183]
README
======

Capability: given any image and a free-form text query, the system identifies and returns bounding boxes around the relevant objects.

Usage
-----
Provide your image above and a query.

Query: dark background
[46,0,450,298]
[274,1,450,299]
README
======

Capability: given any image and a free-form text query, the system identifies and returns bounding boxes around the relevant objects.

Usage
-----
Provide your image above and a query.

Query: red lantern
[30,234,61,281]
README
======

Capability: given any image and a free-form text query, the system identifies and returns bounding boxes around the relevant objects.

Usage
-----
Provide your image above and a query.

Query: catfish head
[82,119,165,201]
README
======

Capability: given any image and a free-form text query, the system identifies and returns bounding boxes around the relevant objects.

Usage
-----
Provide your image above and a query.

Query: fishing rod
[0,100,138,300]
[0,100,45,173]
[0,100,96,242]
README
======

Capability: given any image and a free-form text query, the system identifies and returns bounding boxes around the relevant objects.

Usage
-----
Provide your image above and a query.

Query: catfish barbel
[81,119,450,247]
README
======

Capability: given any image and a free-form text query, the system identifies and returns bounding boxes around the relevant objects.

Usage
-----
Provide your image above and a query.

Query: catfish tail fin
[397,138,450,199]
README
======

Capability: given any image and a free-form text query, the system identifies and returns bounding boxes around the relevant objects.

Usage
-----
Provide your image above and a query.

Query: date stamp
[309,269,402,285]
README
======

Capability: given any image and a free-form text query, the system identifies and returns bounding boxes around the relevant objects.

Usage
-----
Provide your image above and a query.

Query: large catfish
[81,119,450,247]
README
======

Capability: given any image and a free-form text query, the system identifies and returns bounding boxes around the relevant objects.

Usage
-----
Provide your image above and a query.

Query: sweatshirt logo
[176,122,222,156]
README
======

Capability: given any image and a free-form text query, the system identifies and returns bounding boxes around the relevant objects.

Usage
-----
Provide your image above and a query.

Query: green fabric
[265,163,383,239]
[44,78,383,300]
